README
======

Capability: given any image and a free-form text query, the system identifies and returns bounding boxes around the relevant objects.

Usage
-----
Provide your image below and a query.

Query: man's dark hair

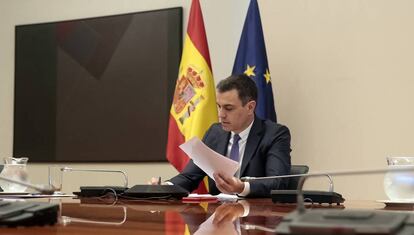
[216,74,257,105]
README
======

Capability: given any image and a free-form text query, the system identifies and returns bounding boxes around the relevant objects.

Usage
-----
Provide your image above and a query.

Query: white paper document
[188,193,239,202]
[179,137,239,181]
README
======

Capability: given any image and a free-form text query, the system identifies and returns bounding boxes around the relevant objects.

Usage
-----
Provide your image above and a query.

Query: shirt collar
[231,119,254,142]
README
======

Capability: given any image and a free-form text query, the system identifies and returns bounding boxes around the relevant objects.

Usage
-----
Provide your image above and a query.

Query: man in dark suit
[169,74,291,197]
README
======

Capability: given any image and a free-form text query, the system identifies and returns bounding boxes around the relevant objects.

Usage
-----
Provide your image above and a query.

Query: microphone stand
[276,165,414,235]
[294,166,414,213]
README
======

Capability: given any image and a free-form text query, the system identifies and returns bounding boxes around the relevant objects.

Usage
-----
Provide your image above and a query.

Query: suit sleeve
[247,125,291,197]
[168,126,214,192]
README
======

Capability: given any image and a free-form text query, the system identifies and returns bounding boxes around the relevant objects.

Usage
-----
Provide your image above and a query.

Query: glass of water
[0,157,29,192]
[48,166,64,193]
[384,156,414,201]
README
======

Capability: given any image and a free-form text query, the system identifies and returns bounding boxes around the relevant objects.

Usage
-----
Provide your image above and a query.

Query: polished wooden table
[0,197,409,234]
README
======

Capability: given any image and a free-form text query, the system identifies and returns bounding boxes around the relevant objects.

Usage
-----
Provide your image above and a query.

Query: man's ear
[247,100,256,114]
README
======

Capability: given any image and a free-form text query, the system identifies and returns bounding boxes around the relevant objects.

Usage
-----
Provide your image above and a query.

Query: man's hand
[147,177,161,185]
[213,172,244,194]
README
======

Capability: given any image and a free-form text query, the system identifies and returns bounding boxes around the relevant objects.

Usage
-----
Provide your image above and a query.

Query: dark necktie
[229,134,241,162]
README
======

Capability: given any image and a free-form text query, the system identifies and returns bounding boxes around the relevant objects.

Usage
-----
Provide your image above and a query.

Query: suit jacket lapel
[240,118,263,176]
[216,130,230,155]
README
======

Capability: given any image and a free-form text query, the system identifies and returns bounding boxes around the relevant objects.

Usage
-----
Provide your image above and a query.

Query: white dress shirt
[227,120,254,196]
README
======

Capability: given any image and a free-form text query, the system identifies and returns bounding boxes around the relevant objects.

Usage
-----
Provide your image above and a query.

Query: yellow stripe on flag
[170,34,217,141]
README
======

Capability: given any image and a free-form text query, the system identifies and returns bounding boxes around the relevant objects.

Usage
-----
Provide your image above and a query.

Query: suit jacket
[169,117,291,197]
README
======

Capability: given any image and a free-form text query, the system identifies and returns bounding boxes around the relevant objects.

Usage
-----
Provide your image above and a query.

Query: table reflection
[167,200,285,235]
[58,198,344,234]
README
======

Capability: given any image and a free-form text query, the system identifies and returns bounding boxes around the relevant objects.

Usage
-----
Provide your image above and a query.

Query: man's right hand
[213,172,245,194]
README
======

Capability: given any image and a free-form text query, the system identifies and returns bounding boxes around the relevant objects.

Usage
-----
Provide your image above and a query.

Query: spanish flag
[166,0,218,193]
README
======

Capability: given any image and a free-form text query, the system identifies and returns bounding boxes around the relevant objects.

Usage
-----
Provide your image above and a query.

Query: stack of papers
[179,137,239,180]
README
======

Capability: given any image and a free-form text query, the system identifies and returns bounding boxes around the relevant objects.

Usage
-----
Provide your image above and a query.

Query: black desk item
[0,201,59,227]
[271,190,345,205]
[122,185,189,199]
[73,186,128,197]
[73,185,189,199]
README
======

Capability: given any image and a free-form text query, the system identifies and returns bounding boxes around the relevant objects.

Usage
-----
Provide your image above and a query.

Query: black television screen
[14,8,182,162]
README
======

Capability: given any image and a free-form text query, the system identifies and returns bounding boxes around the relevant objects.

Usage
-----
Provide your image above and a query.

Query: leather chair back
[287,165,309,190]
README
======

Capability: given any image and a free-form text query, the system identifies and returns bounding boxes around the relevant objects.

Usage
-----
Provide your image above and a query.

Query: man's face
[216,89,256,133]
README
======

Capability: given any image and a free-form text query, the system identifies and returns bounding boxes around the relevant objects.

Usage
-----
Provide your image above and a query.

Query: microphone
[0,167,129,196]
[241,173,335,192]
[243,166,414,182]
[0,175,55,195]
[0,167,129,195]
[61,167,128,187]
[241,175,307,181]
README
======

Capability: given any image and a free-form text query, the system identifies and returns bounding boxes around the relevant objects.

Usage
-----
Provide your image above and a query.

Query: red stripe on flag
[165,211,185,235]
[166,0,213,195]
[167,115,208,194]
[166,115,189,172]
[195,179,208,194]
[187,0,212,69]
[166,115,209,194]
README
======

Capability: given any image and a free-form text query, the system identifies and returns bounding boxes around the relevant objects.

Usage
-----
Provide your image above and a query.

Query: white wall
[1,0,414,200]
[261,0,414,200]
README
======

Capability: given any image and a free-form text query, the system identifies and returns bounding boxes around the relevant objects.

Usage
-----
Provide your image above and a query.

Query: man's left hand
[213,172,244,194]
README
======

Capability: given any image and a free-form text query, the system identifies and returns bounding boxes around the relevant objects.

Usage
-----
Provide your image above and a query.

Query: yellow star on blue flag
[244,64,256,77]
[264,69,271,83]
[232,0,277,122]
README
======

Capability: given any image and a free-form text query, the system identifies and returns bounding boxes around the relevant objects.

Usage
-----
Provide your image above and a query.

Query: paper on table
[216,193,239,201]
[179,137,239,181]
[188,193,239,201]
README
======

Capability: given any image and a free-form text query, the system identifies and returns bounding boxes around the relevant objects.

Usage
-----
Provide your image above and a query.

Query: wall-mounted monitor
[14,8,182,162]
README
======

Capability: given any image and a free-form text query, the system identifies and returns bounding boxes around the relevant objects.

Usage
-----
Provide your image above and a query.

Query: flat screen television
[14,7,182,162]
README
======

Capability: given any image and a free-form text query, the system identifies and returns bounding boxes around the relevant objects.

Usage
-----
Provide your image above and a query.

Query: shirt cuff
[237,182,250,197]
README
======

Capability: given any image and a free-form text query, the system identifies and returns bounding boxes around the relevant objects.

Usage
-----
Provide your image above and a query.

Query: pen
[158,176,161,185]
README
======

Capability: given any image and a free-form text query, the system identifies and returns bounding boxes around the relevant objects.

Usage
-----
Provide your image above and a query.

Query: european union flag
[232,0,277,122]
